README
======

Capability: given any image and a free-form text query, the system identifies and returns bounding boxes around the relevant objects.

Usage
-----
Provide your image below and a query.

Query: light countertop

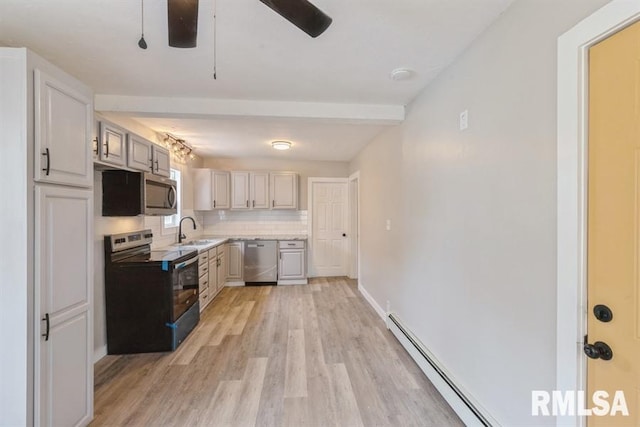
[166,234,307,253]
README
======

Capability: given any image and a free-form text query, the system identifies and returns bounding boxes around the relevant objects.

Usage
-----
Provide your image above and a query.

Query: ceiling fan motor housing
[168,0,199,48]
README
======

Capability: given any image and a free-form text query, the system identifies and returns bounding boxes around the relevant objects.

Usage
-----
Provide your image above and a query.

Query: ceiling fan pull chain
[213,0,217,79]
[138,0,148,49]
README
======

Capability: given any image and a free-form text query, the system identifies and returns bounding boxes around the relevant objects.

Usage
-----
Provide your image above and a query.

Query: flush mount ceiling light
[390,68,415,81]
[271,140,292,150]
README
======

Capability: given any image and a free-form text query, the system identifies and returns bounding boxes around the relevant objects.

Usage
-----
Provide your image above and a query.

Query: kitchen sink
[182,239,215,245]
[174,238,227,248]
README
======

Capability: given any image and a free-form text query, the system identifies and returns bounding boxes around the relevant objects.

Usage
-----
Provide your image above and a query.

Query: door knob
[342,233,347,237]
[593,304,613,322]
[584,341,613,361]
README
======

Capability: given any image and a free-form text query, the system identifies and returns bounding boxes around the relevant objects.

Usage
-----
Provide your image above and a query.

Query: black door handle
[42,313,50,341]
[342,233,347,237]
[584,341,613,360]
[42,148,50,176]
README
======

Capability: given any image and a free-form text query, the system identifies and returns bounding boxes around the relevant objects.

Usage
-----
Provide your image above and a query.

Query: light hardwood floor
[92,278,463,426]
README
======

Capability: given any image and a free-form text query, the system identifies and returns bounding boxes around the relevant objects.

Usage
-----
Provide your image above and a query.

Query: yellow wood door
[588,20,640,427]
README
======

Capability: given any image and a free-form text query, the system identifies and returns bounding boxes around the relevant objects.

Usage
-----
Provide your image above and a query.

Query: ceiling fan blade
[259,0,332,38]
[168,0,199,48]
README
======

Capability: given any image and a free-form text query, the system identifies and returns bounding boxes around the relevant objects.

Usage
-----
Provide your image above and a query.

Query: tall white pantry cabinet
[0,48,94,426]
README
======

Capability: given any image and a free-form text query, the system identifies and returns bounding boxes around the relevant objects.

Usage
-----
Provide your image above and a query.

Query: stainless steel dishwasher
[244,240,277,284]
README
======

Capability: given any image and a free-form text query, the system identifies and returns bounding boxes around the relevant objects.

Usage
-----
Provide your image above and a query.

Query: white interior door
[309,179,348,277]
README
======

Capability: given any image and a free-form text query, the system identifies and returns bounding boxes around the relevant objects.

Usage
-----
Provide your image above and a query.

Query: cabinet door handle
[246,200,249,208]
[42,313,50,341]
[155,159,159,172]
[272,200,275,208]
[213,200,216,208]
[42,148,50,176]
[93,138,99,155]
[252,200,255,208]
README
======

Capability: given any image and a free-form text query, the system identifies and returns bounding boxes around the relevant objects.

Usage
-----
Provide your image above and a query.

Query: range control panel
[107,229,154,253]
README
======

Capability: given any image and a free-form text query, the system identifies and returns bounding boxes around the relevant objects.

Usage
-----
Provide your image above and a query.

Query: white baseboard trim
[225,281,245,287]
[93,345,107,364]
[388,314,498,427]
[357,281,386,321]
[277,279,308,285]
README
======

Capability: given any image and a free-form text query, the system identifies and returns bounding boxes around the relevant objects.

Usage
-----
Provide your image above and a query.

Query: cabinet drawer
[199,274,209,289]
[199,263,209,277]
[199,289,209,311]
[279,240,305,249]
[199,252,209,265]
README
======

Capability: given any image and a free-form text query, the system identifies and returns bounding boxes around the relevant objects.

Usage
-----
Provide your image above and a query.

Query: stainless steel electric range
[104,229,200,354]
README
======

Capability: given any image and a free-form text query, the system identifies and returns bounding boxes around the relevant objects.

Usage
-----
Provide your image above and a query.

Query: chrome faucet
[178,216,196,244]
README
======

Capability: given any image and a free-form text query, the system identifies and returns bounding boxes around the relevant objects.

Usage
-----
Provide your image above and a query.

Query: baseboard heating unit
[387,313,497,427]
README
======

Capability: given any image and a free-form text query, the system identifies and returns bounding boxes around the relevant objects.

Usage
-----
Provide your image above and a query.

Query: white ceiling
[0,0,514,161]
[132,115,389,161]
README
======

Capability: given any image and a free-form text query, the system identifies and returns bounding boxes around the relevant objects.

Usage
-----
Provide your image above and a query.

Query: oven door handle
[175,255,198,270]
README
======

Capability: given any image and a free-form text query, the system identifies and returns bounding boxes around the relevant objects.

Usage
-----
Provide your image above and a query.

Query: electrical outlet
[386,219,391,231]
[459,109,469,131]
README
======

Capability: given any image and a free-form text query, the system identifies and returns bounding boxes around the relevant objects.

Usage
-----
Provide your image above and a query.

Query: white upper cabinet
[194,169,230,210]
[34,69,93,188]
[231,172,270,210]
[98,121,126,167]
[251,172,270,209]
[231,172,250,209]
[127,133,171,177]
[270,172,298,209]
[213,171,231,209]
[127,133,153,173]
[152,145,171,177]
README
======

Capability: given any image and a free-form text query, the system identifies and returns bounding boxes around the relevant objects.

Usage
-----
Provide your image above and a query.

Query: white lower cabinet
[216,250,226,292]
[198,252,210,312]
[278,241,307,284]
[35,186,93,427]
[226,242,244,281]
[208,248,218,296]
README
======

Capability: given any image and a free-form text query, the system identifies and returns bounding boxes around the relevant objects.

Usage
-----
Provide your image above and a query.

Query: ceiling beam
[94,95,405,124]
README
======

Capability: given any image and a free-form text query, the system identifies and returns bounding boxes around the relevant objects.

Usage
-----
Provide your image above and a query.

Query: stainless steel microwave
[102,170,178,216]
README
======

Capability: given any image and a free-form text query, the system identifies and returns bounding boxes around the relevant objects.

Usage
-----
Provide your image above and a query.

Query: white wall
[349,0,610,425]
[0,48,30,427]
[202,157,349,210]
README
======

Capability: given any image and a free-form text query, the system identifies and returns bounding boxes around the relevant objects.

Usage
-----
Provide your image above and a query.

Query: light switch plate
[460,109,469,130]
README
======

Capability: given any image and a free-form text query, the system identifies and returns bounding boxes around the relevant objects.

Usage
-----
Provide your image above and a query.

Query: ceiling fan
[167,0,333,48]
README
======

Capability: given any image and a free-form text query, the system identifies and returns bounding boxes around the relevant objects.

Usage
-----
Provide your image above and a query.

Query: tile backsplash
[200,210,308,236]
